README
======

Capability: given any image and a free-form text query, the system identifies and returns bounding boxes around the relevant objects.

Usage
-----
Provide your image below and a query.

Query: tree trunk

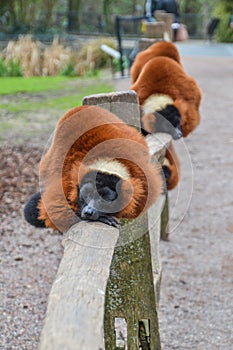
[103,0,112,33]
[7,0,17,30]
[43,0,57,29]
[67,0,81,32]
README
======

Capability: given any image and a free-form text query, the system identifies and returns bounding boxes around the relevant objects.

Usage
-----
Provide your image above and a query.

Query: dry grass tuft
[3,35,41,77]
[76,37,116,72]
[1,35,116,77]
[42,37,75,76]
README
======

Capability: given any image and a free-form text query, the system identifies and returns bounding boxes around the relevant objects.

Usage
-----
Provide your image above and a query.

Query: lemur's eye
[99,187,117,201]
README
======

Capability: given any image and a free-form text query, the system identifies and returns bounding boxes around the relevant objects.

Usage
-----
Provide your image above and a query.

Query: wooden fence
[39,90,171,350]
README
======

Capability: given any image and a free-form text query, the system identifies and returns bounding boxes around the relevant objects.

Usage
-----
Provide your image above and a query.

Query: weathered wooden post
[160,194,170,241]
[39,222,118,350]
[83,91,171,349]
[39,91,171,350]
[144,21,166,39]
[155,11,174,41]
[138,38,161,52]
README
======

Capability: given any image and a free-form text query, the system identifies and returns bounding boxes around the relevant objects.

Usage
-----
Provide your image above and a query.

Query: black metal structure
[115,15,145,76]
[206,18,220,40]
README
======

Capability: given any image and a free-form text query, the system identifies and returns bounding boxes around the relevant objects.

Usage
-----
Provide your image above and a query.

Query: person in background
[145,0,159,21]
[141,0,158,34]
[157,0,180,40]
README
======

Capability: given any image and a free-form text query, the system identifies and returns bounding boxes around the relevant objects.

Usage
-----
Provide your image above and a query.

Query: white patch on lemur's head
[163,157,171,168]
[143,94,174,114]
[89,158,130,180]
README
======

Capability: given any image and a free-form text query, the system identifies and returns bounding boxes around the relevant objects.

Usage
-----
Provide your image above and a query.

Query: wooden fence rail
[39,91,171,350]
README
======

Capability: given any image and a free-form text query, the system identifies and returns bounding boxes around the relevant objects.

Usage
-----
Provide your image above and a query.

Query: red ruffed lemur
[130,41,181,84]
[130,41,202,190]
[24,105,162,232]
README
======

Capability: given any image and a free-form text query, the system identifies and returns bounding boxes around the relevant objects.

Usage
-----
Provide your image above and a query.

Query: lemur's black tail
[24,192,45,228]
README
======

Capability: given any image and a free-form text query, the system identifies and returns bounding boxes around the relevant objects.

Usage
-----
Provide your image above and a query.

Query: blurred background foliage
[0,0,232,77]
[0,0,232,42]
[213,0,233,42]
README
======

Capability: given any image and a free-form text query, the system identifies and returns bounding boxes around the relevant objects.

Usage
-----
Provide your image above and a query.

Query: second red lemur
[130,42,202,190]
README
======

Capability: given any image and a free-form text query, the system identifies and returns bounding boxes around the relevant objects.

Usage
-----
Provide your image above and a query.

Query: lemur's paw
[98,215,119,228]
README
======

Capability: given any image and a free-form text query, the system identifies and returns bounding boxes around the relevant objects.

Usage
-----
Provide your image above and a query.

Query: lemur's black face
[77,171,122,227]
[155,105,182,140]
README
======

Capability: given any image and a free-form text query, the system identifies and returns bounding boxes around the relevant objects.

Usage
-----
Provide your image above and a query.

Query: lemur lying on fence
[24,105,162,232]
[130,41,202,189]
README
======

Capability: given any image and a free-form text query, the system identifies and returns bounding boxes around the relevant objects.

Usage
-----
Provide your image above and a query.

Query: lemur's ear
[142,113,157,133]
[173,98,200,137]
[117,177,153,219]
[120,178,134,201]
[68,161,91,203]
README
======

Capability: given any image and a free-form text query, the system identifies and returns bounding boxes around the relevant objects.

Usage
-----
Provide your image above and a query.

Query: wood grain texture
[155,11,174,41]
[83,90,141,129]
[160,193,170,241]
[104,199,164,350]
[39,221,119,350]
[138,38,161,52]
[145,133,172,162]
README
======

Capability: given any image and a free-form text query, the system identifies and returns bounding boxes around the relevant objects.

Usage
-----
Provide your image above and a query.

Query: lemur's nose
[81,205,99,220]
[174,126,183,139]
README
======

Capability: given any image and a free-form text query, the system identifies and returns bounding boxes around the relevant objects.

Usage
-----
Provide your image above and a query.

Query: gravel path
[157,56,233,350]
[104,54,233,349]
[1,47,233,349]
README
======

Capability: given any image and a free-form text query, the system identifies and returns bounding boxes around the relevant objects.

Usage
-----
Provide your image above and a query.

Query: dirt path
[1,52,233,349]
[157,56,233,350]
[114,54,233,349]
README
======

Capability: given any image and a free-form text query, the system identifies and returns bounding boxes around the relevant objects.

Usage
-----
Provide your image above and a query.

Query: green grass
[0,76,72,95]
[0,76,114,113]
[0,75,114,144]
[0,82,114,113]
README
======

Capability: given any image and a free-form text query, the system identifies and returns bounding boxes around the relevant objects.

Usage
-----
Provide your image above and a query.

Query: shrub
[0,58,23,77]
[60,63,77,77]
[6,60,23,77]
[76,37,116,69]
[113,56,129,72]
[214,0,233,42]
[216,14,233,42]
[0,59,8,77]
